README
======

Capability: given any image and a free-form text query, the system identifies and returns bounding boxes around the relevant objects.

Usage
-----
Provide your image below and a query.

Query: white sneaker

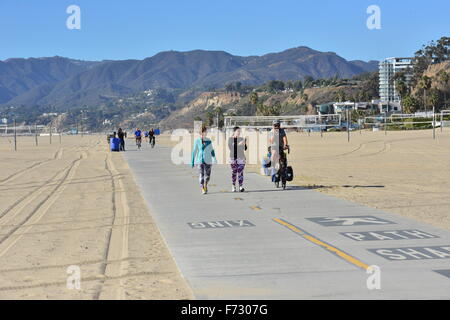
[232,186,237,192]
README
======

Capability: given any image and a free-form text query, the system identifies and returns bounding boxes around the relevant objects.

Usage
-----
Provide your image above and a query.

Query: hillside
[0,57,100,104]
[159,85,365,129]
[161,92,242,129]
[423,60,450,86]
[0,47,377,109]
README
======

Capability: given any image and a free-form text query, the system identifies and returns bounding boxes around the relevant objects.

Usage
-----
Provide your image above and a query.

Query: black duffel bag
[286,166,294,181]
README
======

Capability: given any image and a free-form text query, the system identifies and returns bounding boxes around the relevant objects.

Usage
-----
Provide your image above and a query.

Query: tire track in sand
[96,153,130,300]
[0,152,86,259]
[0,148,63,186]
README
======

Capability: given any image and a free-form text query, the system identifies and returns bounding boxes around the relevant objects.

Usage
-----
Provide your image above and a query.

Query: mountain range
[0,46,378,109]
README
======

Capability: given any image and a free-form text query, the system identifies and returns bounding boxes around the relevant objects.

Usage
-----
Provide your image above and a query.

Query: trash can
[110,137,120,151]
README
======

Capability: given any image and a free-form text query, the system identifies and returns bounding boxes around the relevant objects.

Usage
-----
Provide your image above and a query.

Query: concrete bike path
[124,144,450,299]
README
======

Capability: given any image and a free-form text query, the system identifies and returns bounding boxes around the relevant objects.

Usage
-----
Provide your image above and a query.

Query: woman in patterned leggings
[228,126,247,192]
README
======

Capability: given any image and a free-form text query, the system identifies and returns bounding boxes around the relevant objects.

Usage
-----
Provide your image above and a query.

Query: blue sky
[1,0,449,62]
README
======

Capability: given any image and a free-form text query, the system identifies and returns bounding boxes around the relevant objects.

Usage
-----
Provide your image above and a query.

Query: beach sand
[0,135,193,299]
[4,129,447,299]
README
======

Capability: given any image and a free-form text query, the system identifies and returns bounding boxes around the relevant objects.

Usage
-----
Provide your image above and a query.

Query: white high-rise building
[379,57,414,102]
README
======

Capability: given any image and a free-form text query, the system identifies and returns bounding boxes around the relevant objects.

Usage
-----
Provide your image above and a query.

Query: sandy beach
[0,135,193,299]
[1,128,449,299]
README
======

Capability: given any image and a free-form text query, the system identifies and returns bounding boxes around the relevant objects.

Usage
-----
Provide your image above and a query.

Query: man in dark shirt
[118,128,125,151]
[269,120,289,166]
[148,128,155,146]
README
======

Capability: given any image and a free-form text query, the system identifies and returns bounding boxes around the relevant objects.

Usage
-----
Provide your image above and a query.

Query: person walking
[191,126,216,195]
[118,128,125,151]
[269,120,290,189]
[228,126,247,192]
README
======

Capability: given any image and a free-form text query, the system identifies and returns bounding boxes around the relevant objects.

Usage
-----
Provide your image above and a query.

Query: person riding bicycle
[148,128,155,146]
[269,120,290,186]
[134,128,142,147]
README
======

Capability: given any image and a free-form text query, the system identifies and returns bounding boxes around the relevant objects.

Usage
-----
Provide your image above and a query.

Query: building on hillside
[371,100,401,113]
[333,102,372,113]
[316,103,335,115]
[316,102,375,114]
[317,101,401,115]
[379,57,413,104]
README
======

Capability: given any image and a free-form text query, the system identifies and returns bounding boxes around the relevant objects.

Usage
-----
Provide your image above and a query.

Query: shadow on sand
[305,185,385,190]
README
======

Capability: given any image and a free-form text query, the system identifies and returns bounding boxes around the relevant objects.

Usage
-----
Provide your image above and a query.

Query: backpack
[286,166,294,182]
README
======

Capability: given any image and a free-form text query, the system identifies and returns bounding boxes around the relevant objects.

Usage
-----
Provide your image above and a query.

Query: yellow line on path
[273,218,370,271]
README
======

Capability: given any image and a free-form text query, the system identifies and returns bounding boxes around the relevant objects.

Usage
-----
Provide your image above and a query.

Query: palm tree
[395,80,408,111]
[214,106,224,128]
[205,111,214,126]
[250,92,259,105]
[335,90,346,102]
[437,70,449,109]
[430,89,440,111]
[402,95,420,114]
[418,76,432,112]
[301,93,309,102]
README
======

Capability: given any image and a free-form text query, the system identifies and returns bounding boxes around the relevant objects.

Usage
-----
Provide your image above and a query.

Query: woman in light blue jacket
[191,126,216,194]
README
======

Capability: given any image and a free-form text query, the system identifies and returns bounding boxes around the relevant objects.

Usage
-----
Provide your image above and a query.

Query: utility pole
[346,108,350,142]
[384,111,387,136]
[216,111,219,143]
[80,110,84,138]
[35,123,38,146]
[14,119,17,151]
[433,106,436,140]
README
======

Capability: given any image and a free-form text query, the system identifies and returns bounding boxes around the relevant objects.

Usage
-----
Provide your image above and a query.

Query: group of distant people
[108,128,127,151]
[133,128,156,148]
[108,127,157,151]
[108,121,289,194]
[191,120,289,194]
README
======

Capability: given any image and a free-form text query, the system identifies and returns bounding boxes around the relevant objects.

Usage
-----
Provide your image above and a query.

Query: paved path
[124,144,450,299]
